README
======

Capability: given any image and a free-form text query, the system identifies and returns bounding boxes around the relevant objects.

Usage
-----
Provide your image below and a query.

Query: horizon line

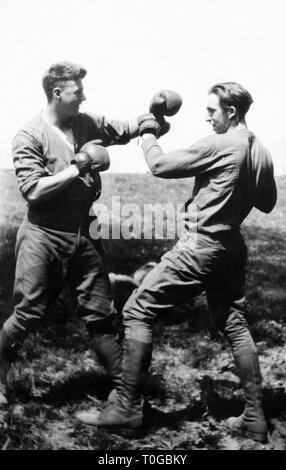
[1,167,285,178]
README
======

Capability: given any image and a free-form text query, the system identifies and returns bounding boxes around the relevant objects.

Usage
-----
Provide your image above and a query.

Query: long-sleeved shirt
[13,112,132,232]
[141,129,277,235]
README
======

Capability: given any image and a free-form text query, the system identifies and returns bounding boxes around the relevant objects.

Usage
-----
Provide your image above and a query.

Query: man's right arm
[13,131,80,205]
[26,166,80,204]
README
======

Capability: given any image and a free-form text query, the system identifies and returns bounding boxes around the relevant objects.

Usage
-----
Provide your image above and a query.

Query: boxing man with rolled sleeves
[0,61,177,407]
[77,82,277,444]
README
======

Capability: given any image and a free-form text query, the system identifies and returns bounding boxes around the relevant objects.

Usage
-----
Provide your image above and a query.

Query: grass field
[0,168,286,450]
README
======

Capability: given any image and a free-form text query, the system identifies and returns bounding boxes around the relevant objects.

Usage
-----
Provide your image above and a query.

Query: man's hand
[72,140,110,175]
[138,113,170,138]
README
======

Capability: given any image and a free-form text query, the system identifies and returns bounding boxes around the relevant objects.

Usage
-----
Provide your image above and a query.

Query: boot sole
[79,420,144,438]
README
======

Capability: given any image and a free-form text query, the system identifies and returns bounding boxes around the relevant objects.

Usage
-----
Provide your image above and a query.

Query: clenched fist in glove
[72,140,110,175]
[138,113,170,138]
[149,89,182,117]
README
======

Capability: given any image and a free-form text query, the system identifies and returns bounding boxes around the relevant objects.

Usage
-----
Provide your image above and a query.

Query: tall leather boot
[76,338,152,436]
[226,352,268,443]
[0,328,17,406]
[87,319,122,394]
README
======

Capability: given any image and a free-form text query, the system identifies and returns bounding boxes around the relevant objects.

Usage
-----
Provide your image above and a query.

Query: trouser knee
[2,314,31,345]
[223,310,257,356]
[122,291,156,344]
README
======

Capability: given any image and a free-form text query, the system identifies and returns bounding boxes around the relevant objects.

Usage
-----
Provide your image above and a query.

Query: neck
[43,103,71,130]
[227,118,247,133]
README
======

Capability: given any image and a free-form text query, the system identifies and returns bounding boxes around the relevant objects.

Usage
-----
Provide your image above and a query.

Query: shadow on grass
[9,369,113,406]
[144,387,286,434]
[199,375,286,421]
[43,370,112,405]
[9,368,166,407]
[142,401,206,432]
[7,363,286,440]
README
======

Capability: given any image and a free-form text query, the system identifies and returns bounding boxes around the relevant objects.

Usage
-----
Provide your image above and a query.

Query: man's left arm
[85,89,182,147]
[140,134,220,179]
[85,113,139,146]
[255,163,277,213]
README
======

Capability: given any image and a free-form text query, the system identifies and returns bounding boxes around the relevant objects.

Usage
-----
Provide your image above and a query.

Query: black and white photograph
[0,0,285,454]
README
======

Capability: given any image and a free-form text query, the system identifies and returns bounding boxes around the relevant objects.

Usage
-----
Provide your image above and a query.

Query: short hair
[42,61,87,101]
[208,82,253,120]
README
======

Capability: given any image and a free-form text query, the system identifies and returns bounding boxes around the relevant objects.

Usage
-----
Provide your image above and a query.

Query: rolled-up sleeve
[12,131,47,200]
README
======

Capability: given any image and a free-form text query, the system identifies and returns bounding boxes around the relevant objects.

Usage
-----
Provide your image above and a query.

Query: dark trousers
[4,219,113,341]
[122,231,257,357]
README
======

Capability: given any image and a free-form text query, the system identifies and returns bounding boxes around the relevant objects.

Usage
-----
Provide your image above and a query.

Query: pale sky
[0,0,286,174]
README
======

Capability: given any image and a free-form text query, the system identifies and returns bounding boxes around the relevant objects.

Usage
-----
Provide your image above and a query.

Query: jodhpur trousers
[3,219,113,342]
[122,231,257,357]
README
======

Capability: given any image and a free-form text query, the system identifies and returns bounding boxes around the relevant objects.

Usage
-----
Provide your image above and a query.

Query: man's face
[206,93,230,134]
[56,79,86,116]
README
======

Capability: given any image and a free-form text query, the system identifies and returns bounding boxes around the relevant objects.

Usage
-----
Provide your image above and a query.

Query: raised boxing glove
[138,113,170,138]
[149,89,182,117]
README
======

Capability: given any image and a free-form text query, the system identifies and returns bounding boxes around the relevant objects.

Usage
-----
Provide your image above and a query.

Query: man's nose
[81,93,86,102]
[205,114,211,122]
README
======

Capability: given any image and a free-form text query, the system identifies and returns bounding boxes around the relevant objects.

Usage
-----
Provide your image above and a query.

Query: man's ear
[228,105,237,120]
[53,87,62,99]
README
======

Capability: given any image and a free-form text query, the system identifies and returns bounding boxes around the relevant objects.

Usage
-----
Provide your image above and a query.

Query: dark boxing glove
[138,113,170,138]
[73,140,110,175]
[72,151,92,176]
[149,89,182,117]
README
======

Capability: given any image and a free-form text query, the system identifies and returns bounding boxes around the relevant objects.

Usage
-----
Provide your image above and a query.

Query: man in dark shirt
[77,82,277,443]
[0,61,167,407]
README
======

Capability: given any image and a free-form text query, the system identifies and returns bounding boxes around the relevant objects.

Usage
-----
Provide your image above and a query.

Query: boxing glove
[138,113,170,138]
[149,89,182,117]
[73,140,110,175]
[72,151,92,176]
